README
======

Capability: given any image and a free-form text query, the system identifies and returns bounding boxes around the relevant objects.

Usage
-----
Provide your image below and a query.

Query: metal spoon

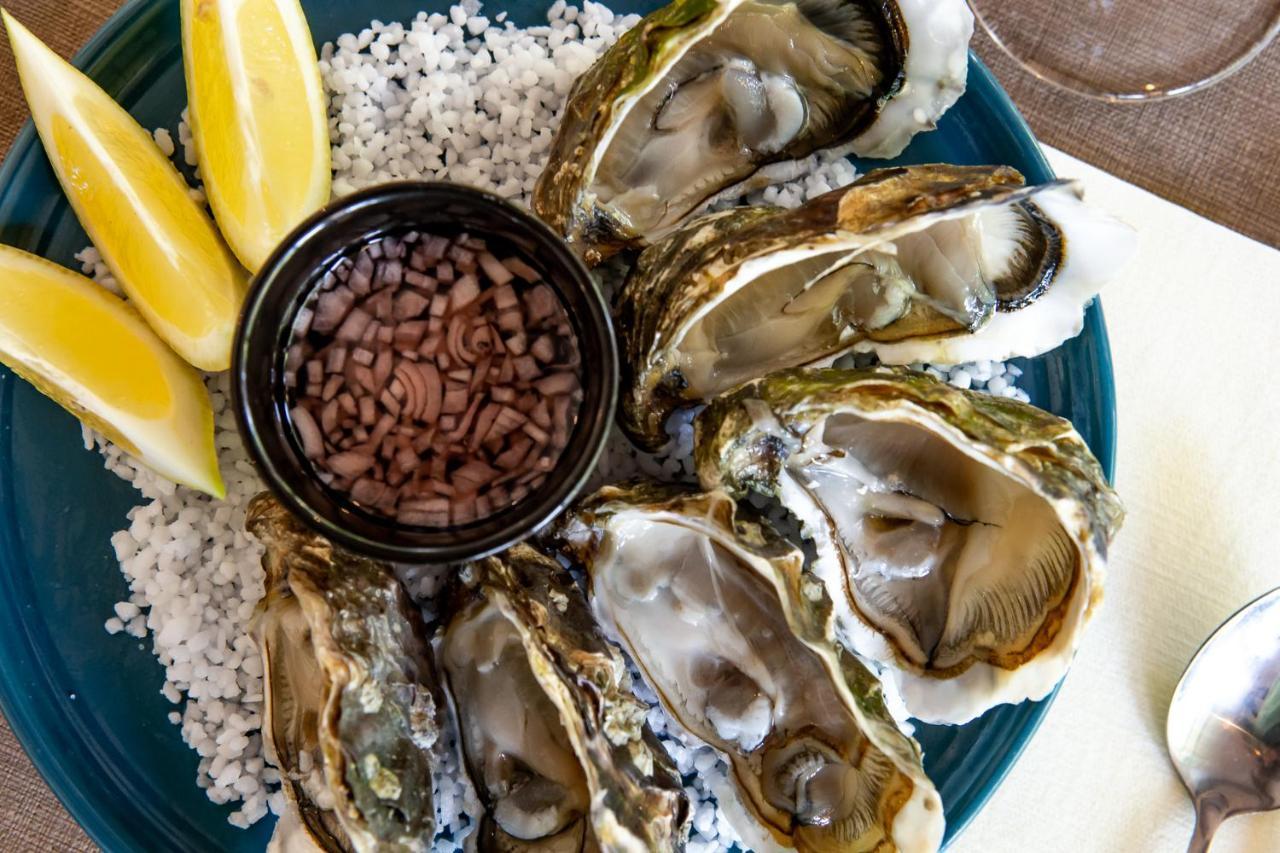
[1166,587,1280,852]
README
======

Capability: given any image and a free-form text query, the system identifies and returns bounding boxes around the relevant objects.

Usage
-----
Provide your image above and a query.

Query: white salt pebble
[693,802,716,834]
[114,601,141,621]
[152,127,175,157]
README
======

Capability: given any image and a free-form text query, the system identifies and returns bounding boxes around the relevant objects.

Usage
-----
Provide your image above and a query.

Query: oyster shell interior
[440,543,688,851]
[859,180,1136,366]
[258,586,354,853]
[598,518,898,837]
[593,0,897,238]
[694,369,1124,723]
[442,597,592,847]
[794,410,1078,675]
[248,494,440,853]
[573,486,943,852]
[617,164,1134,450]
[676,195,1066,396]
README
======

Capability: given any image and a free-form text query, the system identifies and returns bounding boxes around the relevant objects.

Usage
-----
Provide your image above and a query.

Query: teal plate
[0,1,1116,850]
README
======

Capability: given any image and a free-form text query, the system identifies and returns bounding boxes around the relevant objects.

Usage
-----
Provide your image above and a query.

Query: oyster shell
[534,0,972,263]
[559,482,944,852]
[694,368,1124,724]
[248,494,442,853]
[440,542,688,851]
[618,164,1134,449]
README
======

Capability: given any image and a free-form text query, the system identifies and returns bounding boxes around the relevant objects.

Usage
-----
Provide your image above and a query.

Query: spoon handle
[1187,793,1227,853]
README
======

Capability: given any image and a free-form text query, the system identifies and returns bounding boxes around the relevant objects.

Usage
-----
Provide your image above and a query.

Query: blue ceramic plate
[0,1,1116,850]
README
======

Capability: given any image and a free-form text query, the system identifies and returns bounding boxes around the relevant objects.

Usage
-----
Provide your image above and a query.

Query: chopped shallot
[285,229,582,526]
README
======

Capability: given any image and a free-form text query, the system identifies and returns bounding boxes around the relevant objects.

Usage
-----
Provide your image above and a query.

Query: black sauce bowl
[232,182,617,563]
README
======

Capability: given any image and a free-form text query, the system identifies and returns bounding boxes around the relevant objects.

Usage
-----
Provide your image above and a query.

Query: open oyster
[559,483,944,852]
[534,0,972,263]
[248,494,441,853]
[694,368,1124,724]
[619,164,1134,449]
[440,542,688,851]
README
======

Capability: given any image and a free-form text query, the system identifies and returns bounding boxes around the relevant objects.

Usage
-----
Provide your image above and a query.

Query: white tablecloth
[956,148,1280,852]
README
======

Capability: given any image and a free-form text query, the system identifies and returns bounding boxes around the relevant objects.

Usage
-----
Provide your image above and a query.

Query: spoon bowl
[1166,587,1280,852]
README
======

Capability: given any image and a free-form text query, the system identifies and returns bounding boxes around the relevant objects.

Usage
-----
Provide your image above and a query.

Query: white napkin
[954,148,1280,852]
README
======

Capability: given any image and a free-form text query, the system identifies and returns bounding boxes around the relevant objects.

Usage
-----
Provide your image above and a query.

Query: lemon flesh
[4,11,247,372]
[183,0,331,272]
[0,245,224,497]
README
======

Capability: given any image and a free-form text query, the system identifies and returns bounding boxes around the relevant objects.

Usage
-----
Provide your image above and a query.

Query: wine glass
[969,0,1280,102]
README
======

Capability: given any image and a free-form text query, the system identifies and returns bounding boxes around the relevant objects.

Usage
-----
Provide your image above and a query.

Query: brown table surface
[1,1,1278,850]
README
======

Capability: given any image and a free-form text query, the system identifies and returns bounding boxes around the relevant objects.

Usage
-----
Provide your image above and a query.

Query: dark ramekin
[232,181,617,563]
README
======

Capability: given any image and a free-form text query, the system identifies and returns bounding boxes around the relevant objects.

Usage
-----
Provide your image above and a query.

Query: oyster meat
[560,483,944,852]
[534,0,972,263]
[619,164,1135,449]
[694,368,1124,724]
[440,542,688,851]
[248,494,442,853]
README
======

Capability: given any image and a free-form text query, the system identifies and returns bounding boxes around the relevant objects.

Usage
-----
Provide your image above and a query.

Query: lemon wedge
[182,0,331,272]
[4,11,246,372]
[0,245,224,497]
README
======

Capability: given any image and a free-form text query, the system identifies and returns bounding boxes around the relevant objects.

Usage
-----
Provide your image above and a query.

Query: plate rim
[0,1,1117,848]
